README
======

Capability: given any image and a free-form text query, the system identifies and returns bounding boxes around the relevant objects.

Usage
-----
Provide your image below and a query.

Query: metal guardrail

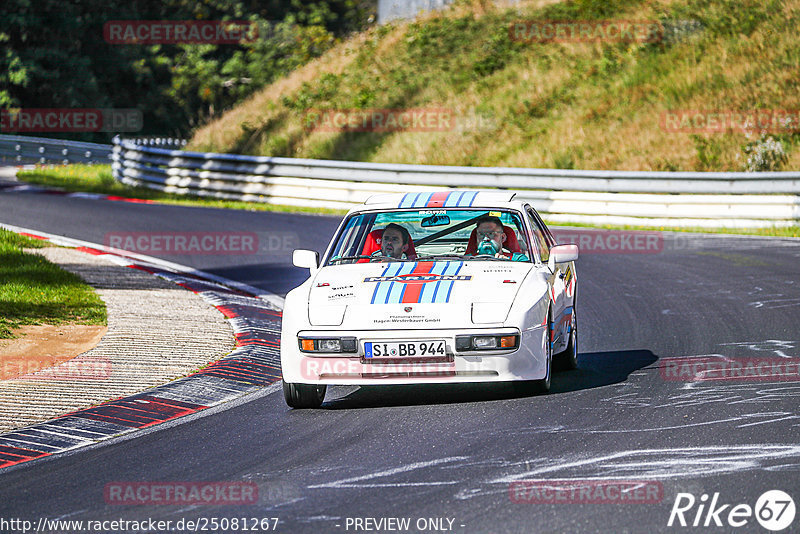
[111,137,800,228]
[0,134,113,165]
[2,135,796,228]
[125,138,188,147]
[0,135,187,165]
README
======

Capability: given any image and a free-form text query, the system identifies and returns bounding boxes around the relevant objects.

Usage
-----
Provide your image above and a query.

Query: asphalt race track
[1,191,799,533]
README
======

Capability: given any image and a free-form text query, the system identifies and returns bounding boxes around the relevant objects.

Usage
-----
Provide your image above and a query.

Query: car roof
[361,190,520,211]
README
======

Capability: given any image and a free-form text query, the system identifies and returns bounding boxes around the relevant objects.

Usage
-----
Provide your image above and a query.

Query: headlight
[456,334,519,351]
[299,336,357,353]
[474,336,499,349]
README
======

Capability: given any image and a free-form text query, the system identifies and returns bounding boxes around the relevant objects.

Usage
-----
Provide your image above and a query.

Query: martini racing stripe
[417,261,450,304]
[426,261,463,304]
[369,262,466,304]
[371,261,424,304]
[397,191,479,208]
[397,192,413,208]
[425,191,450,207]
[398,192,431,208]
[443,190,478,207]
[400,261,435,303]
[444,191,465,207]
[371,262,405,304]
[384,263,414,303]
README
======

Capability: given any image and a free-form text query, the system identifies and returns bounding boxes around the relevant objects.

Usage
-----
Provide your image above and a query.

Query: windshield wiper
[413,254,467,261]
[466,255,507,261]
[328,255,374,264]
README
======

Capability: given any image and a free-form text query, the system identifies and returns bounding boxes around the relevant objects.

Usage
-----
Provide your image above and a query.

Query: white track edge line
[0,222,285,309]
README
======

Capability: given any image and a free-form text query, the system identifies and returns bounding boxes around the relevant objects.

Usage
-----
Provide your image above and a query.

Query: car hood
[308,260,534,328]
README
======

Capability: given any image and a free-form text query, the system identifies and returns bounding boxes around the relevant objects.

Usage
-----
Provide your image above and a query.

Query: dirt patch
[0,324,107,380]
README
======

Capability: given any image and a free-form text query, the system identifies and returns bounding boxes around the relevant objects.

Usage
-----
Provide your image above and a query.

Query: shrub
[742,135,788,172]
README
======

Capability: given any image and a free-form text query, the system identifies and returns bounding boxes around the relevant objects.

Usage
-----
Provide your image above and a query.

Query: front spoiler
[281,326,549,385]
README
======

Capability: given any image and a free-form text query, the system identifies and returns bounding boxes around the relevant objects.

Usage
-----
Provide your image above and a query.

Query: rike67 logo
[668,490,795,531]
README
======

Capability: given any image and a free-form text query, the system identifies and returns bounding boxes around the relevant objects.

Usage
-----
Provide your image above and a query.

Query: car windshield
[326,208,532,265]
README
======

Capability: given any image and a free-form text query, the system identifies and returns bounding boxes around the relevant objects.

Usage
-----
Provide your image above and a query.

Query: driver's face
[381,228,408,258]
[477,222,506,249]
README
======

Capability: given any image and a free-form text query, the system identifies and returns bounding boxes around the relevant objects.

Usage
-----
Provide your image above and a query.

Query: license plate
[364,340,447,359]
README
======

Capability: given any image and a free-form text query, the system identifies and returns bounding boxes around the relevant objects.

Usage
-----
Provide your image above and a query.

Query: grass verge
[0,229,107,339]
[189,0,800,172]
[551,221,800,238]
[16,164,347,216]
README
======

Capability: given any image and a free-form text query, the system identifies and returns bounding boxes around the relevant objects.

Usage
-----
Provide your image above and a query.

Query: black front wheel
[283,380,326,408]
[555,308,578,371]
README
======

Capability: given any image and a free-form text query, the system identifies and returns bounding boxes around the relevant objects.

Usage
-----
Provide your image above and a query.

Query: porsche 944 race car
[281,190,579,408]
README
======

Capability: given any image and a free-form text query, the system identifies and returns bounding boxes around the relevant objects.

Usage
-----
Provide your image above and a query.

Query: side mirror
[293,249,319,272]
[548,244,579,272]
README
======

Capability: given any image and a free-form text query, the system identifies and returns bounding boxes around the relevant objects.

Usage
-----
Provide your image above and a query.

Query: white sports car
[281,191,579,408]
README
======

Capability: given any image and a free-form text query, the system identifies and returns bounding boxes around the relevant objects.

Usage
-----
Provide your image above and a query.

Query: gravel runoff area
[0,246,236,433]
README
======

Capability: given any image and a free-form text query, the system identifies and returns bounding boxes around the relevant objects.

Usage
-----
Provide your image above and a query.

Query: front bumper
[280,326,548,385]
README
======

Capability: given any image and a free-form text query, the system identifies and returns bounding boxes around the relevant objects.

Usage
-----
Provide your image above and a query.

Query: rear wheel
[283,380,326,408]
[555,308,578,371]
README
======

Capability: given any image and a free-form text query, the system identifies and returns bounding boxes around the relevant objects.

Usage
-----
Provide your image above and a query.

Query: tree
[0,0,375,141]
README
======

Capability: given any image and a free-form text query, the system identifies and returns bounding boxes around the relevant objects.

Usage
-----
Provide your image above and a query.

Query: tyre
[555,307,578,371]
[283,380,326,408]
